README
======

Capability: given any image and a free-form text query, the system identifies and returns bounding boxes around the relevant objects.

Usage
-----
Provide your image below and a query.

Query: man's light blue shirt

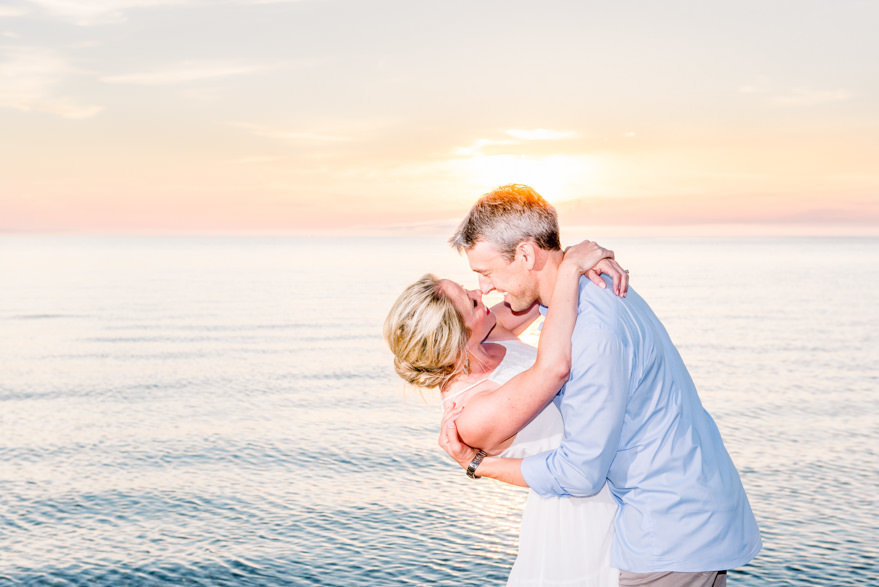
[521,276,761,573]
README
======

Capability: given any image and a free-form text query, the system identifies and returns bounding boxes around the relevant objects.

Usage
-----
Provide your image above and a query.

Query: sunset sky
[1,0,877,235]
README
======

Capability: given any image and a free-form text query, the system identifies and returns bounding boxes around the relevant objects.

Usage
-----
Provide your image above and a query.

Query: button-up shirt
[521,276,761,573]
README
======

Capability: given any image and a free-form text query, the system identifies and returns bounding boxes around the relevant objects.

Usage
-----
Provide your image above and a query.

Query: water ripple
[2,236,878,585]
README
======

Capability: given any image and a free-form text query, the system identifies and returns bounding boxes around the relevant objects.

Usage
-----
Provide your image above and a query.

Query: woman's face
[439,280,496,345]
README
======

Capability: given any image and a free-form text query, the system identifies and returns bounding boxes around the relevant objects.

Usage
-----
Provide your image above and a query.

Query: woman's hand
[563,240,629,297]
[562,240,613,272]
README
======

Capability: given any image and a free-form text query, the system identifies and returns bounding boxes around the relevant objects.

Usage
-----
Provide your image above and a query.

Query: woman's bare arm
[440,407,528,486]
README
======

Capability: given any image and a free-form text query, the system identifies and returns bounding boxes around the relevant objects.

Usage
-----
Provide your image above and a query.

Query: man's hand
[438,403,478,470]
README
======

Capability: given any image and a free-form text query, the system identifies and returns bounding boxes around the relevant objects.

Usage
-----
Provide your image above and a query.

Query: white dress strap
[441,377,491,408]
[440,340,525,409]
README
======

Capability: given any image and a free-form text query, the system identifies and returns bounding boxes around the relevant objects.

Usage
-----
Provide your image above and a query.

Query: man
[440,184,760,586]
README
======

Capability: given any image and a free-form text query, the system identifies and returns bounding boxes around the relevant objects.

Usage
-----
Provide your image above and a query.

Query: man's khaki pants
[618,570,727,587]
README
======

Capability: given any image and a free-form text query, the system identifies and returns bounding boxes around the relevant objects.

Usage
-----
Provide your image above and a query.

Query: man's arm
[522,328,629,497]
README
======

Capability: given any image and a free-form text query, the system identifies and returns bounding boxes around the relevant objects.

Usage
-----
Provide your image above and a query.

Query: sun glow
[458,154,598,204]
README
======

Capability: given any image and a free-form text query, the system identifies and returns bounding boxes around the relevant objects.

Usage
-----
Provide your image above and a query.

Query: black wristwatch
[466,450,488,479]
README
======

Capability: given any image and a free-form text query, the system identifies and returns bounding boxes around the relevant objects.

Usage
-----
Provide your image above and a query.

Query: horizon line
[1,221,878,239]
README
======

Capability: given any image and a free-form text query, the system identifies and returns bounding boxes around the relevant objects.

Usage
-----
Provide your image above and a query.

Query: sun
[459,154,597,204]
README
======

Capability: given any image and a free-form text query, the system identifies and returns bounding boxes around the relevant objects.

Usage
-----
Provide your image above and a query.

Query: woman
[384,241,624,586]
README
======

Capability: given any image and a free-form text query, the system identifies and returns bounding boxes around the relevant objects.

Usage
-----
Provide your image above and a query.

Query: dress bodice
[441,339,564,459]
[439,338,618,586]
[489,340,564,459]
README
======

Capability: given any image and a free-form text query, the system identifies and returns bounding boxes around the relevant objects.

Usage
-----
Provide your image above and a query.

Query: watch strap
[466,449,488,479]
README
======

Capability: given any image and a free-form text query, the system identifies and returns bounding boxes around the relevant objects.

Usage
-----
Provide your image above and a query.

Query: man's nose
[478,276,494,293]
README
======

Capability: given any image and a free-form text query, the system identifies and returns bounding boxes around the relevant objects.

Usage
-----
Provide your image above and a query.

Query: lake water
[1,235,877,585]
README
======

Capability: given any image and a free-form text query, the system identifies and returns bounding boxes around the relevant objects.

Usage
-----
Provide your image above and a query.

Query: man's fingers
[441,407,462,428]
[440,419,470,468]
[446,419,460,445]
[443,407,462,421]
[440,410,462,441]
[439,408,460,447]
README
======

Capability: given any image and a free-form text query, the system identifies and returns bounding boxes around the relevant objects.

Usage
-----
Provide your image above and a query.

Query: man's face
[465,240,539,312]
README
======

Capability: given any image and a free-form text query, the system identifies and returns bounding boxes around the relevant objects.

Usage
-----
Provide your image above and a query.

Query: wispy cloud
[232,122,351,143]
[24,0,179,26]
[101,61,275,85]
[506,128,579,141]
[0,6,29,18]
[771,89,853,106]
[453,137,517,157]
[237,155,280,164]
[739,84,853,106]
[24,0,319,26]
[454,128,580,156]
[70,40,103,49]
[0,46,101,118]
[244,0,319,4]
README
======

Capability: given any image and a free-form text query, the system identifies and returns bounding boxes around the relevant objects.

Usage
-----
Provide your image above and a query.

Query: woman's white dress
[444,339,619,587]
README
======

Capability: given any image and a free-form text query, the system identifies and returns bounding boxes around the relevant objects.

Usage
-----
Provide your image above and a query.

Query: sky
[0,0,877,235]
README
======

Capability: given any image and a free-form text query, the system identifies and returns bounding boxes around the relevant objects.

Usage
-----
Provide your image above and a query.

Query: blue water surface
[1,235,877,585]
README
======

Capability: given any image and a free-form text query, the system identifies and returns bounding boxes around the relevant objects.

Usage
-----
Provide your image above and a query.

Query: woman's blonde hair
[383,274,469,389]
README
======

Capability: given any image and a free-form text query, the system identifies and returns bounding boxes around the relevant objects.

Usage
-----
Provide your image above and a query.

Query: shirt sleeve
[521,325,629,497]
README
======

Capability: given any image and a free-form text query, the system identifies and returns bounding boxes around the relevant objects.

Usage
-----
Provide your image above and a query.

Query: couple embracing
[385,184,761,586]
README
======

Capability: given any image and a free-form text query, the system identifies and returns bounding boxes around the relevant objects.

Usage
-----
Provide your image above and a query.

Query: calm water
[1,235,877,586]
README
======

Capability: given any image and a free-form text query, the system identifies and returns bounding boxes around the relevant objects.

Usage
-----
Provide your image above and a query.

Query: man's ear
[515,241,537,270]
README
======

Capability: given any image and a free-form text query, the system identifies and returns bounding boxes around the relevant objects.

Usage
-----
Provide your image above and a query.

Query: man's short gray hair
[450,184,561,260]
